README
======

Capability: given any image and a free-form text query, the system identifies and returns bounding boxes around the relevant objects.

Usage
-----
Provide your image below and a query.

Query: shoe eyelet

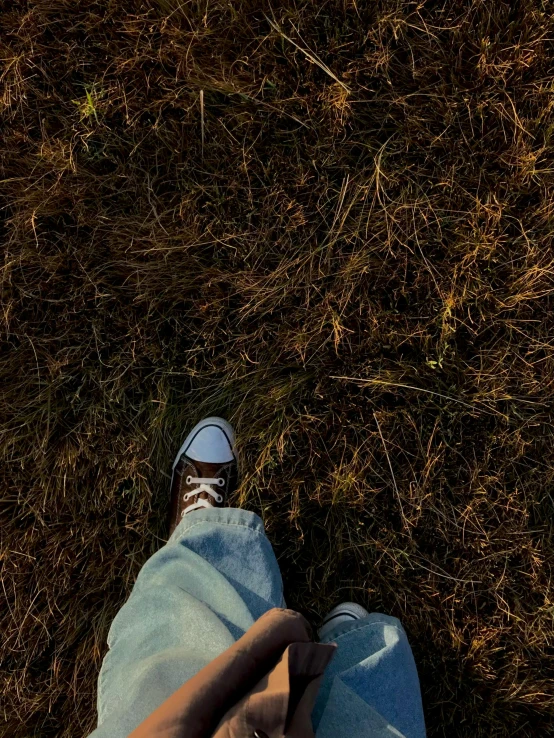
[216,478,225,486]
[186,475,192,484]
[216,494,223,503]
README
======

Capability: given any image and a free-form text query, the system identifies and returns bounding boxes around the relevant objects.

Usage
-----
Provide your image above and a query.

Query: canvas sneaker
[169,416,238,535]
[318,601,369,641]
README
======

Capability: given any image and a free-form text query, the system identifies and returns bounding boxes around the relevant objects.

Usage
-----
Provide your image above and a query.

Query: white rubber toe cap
[174,417,236,467]
[318,601,370,641]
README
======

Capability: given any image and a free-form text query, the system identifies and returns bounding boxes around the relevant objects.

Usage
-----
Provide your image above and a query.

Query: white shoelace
[182,476,224,516]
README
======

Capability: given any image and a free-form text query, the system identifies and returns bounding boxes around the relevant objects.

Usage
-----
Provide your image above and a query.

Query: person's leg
[314,605,426,738]
[88,419,285,738]
[90,508,284,738]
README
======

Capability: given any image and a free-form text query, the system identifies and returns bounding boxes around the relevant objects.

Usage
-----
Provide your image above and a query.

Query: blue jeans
[89,508,426,738]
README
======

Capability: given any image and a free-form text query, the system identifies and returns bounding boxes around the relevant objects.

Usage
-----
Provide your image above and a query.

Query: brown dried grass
[1,0,554,735]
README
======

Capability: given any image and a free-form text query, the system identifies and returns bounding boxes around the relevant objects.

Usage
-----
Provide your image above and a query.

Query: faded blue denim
[89,507,426,738]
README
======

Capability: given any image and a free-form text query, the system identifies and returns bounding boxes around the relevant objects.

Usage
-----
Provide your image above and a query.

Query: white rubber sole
[172,416,237,470]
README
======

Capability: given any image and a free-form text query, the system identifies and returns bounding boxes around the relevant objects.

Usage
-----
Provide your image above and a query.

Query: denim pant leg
[88,507,284,738]
[314,614,426,738]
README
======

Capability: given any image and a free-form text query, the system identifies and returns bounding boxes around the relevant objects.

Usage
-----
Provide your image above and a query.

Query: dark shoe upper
[169,456,238,535]
[168,417,238,536]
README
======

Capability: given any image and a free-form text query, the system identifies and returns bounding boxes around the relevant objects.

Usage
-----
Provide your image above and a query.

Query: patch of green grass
[72,88,101,122]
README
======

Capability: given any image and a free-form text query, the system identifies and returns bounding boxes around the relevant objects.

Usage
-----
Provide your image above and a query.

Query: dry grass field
[2,0,554,735]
